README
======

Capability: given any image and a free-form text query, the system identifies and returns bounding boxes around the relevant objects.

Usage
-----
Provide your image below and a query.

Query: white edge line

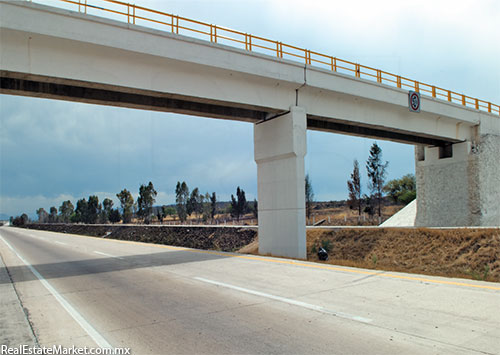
[0,233,114,349]
[94,251,124,260]
[194,277,372,324]
[54,241,67,245]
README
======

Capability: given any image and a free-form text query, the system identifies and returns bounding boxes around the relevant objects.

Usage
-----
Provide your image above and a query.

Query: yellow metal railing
[41,0,500,117]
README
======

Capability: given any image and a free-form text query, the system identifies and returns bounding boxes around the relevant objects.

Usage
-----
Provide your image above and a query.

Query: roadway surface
[0,226,499,354]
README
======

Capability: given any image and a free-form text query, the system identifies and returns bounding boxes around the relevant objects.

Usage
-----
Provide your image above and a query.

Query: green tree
[36,208,49,223]
[252,199,258,219]
[87,195,101,224]
[117,189,134,224]
[366,142,389,218]
[175,181,189,222]
[157,207,165,224]
[210,192,217,221]
[363,194,375,217]
[108,209,121,224]
[230,187,248,222]
[49,206,58,223]
[12,214,29,227]
[305,174,314,220]
[59,200,74,223]
[187,187,201,220]
[137,182,157,224]
[163,206,177,220]
[102,198,114,222]
[347,159,362,216]
[73,198,88,223]
[200,192,212,223]
[383,174,416,205]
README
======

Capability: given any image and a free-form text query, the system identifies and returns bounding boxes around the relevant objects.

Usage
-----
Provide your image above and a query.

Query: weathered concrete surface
[0,253,37,347]
[474,134,500,225]
[416,133,500,227]
[254,107,307,259]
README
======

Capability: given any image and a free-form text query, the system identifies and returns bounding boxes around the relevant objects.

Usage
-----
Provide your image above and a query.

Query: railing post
[305,50,311,65]
[462,95,466,106]
[245,34,252,51]
[432,86,436,98]
[475,99,479,110]
[355,64,360,78]
[488,102,492,113]
[447,91,452,102]
[415,81,419,92]
[210,25,217,43]
[377,70,381,83]
[333,57,337,72]
[133,5,135,24]
[397,76,401,89]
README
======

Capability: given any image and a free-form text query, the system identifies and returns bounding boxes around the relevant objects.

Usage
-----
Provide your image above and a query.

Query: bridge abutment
[415,133,500,226]
[254,106,307,259]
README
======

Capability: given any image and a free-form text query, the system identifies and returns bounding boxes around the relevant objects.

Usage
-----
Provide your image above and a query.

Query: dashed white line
[54,241,67,246]
[94,251,124,260]
[0,233,113,349]
[194,277,372,324]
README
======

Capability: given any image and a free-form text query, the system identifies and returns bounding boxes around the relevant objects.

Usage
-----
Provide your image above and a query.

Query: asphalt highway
[1,226,499,354]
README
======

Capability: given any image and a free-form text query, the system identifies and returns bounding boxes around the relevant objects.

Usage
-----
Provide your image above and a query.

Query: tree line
[30,182,255,225]
[11,142,415,226]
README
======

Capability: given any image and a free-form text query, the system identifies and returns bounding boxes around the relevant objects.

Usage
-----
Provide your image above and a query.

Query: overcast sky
[1,0,499,218]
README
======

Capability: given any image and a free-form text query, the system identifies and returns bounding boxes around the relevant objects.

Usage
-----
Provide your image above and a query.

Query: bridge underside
[1,72,453,147]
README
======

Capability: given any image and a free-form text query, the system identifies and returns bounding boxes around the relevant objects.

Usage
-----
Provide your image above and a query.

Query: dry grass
[307,228,500,282]
[239,228,500,282]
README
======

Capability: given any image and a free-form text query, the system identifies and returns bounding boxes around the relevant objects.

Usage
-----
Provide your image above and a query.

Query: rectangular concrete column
[254,106,307,259]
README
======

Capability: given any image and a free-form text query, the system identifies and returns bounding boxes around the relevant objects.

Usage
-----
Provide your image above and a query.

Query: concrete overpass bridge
[1,0,499,258]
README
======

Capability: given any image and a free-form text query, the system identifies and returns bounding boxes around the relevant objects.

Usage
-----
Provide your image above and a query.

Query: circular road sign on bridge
[408,91,421,113]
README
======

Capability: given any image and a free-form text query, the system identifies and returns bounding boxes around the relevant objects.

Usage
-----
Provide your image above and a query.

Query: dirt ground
[239,228,500,282]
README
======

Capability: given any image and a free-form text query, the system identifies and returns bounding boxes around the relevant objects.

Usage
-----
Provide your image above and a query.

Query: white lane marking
[195,277,372,324]
[0,233,113,349]
[94,251,124,260]
[28,234,44,241]
[54,241,67,246]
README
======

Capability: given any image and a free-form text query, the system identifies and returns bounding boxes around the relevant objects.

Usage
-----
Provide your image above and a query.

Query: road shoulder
[0,252,37,347]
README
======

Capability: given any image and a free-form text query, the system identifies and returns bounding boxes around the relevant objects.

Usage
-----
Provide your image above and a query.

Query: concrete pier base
[415,133,500,227]
[254,106,307,259]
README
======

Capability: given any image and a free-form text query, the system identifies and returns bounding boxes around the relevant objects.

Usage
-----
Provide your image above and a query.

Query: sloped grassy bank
[307,228,500,282]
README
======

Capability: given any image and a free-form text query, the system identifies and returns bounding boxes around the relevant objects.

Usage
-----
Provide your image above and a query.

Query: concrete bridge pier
[415,132,500,227]
[254,106,307,259]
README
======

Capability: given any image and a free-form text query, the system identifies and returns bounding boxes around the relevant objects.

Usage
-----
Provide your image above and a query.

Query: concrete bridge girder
[1,2,488,145]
